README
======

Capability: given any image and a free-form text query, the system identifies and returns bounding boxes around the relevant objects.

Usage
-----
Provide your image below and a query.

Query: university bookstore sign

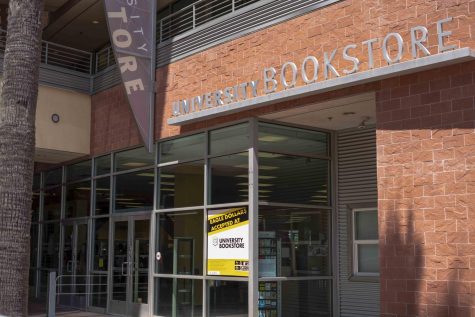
[169,17,470,125]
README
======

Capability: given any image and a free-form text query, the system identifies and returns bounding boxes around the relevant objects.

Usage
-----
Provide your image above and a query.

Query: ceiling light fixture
[358,116,371,129]
[92,20,99,24]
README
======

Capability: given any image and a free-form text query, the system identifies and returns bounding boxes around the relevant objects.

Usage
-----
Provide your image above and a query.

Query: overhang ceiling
[261,93,376,131]
[0,0,175,52]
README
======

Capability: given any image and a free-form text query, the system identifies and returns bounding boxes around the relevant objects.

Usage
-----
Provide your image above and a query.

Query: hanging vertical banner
[207,207,249,277]
[104,0,156,152]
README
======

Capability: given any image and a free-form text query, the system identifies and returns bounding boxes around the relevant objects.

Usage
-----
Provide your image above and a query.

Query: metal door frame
[60,219,88,307]
[108,214,150,317]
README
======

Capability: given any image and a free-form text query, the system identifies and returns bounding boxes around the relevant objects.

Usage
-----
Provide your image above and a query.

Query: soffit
[1,0,174,52]
[261,93,376,131]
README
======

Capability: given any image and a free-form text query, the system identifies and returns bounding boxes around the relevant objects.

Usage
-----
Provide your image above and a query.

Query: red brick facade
[90,1,475,315]
[377,62,475,317]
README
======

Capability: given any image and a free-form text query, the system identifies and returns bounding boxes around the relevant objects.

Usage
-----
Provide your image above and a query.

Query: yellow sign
[207,208,249,277]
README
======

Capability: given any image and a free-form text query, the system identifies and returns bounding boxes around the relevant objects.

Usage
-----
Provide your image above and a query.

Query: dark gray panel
[337,127,380,317]
[92,66,121,94]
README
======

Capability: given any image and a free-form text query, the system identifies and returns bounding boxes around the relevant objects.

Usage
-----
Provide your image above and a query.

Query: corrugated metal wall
[337,127,380,316]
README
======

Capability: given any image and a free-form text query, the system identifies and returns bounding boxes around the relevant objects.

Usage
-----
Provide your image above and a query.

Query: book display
[258,232,281,317]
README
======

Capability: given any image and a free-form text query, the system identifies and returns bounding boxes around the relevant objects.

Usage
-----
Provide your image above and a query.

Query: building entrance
[60,220,88,308]
[109,216,150,317]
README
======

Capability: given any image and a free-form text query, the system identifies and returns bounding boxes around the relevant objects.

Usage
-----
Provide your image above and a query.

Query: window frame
[352,207,379,278]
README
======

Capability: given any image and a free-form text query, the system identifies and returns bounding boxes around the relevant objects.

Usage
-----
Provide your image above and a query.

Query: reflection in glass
[39,269,51,296]
[31,190,40,222]
[259,122,328,156]
[30,224,38,267]
[29,269,37,291]
[258,153,329,205]
[114,169,154,212]
[159,161,204,209]
[115,147,154,172]
[133,220,149,304]
[91,274,108,308]
[44,168,62,187]
[355,211,378,240]
[209,280,248,316]
[209,123,249,156]
[209,152,248,204]
[358,244,379,273]
[41,223,60,268]
[95,154,111,175]
[258,206,330,277]
[160,133,205,163]
[33,173,41,190]
[67,160,91,182]
[93,219,109,271]
[94,177,110,215]
[43,186,61,220]
[112,221,128,302]
[157,211,203,275]
[154,278,203,317]
[278,280,332,316]
[65,181,91,218]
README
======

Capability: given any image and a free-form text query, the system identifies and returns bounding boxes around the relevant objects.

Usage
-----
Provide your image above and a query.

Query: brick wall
[376,61,475,317]
[91,0,475,155]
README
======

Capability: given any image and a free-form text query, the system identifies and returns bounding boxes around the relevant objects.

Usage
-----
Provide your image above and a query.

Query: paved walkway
[29,302,111,317]
[30,311,111,317]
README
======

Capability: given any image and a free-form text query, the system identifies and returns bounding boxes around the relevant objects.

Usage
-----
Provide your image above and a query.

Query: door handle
[121,262,129,276]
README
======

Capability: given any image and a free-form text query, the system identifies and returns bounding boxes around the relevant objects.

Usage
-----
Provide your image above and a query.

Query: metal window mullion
[248,117,258,317]
[202,127,209,317]
[149,142,159,315]
[330,130,338,317]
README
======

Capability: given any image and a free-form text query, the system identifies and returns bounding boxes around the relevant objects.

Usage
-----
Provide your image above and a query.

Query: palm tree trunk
[0,1,44,316]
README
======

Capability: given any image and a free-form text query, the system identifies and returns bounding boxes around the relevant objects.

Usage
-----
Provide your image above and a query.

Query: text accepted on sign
[207,207,249,277]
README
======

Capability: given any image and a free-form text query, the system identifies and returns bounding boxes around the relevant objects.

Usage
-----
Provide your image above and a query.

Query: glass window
[209,123,249,156]
[44,168,62,187]
[154,278,203,317]
[41,223,60,269]
[67,160,91,182]
[43,186,61,221]
[32,190,40,222]
[91,274,108,308]
[209,152,248,205]
[257,280,331,316]
[259,123,329,156]
[95,177,110,215]
[208,280,248,316]
[33,173,41,190]
[159,161,204,209]
[157,210,203,275]
[115,147,154,172]
[93,219,109,271]
[114,169,154,212]
[258,153,329,205]
[160,133,205,164]
[65,181,91,218]
[30,224,39,267]
[258,206,330,277]
[353,208,379,275]
[95,154,111,175]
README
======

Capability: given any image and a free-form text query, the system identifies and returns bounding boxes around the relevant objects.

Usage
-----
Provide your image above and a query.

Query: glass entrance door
[60,221,88,308]
[109,217,150,317]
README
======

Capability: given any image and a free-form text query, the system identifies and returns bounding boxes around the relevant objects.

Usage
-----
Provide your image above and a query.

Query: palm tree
[0,1,44,315]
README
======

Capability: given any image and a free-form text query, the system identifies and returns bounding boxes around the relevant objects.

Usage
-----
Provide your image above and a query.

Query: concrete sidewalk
[29,310,111,317]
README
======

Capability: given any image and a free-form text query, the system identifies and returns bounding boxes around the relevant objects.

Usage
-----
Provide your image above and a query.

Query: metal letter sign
[104,0,156,152]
